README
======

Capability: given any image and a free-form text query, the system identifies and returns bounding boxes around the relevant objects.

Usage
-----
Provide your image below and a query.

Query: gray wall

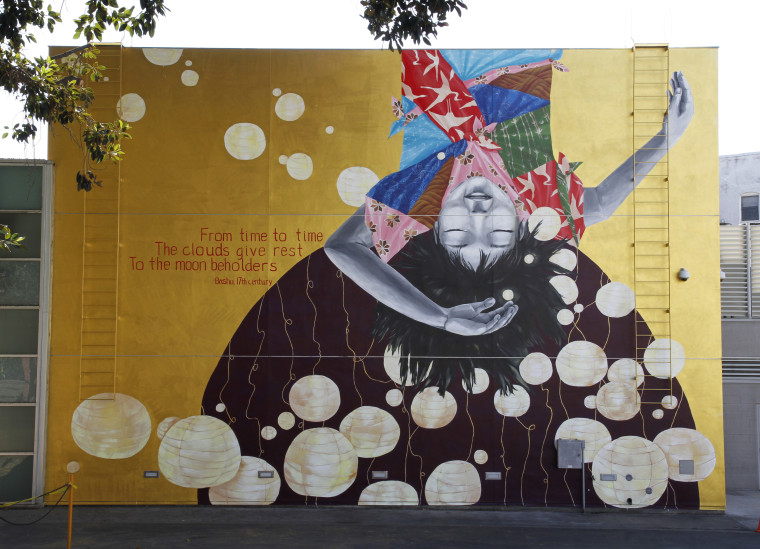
[723,319,760,490]
[720,152,760,225]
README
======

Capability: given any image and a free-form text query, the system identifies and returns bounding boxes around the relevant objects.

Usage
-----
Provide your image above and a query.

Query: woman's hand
[442,297,518,336]
[664,71,694,147]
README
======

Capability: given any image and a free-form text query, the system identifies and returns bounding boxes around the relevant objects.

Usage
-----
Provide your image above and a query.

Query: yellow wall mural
[46,46,722,509]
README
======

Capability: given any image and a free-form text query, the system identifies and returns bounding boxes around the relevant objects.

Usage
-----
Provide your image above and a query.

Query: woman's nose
[467,199,491,214]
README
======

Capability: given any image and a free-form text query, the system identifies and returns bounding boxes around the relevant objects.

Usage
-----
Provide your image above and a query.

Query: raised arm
[324,205,517,336]
[584,71,694,226]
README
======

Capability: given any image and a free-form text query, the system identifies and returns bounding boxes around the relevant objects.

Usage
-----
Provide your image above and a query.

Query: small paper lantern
[596,382,640,421]
[643,339,686,379]
[550,275,579,304]
[142,48,183,66]
[607,359,644,387]
[493,386,530,417]
[385,389,403,407]
[337,167,379,207]
[592,436,668,508]
[261,426,277,440]
[519,353,553,385]
[474,450,488,464]
[158,415,241,488]
[596,282,635,318]
[358,481,418,505]
[653,428,716,482]
[556,341,608,387]
[339,406,400,458]
[425,460,481,506]
[584,395,597,409]
[410,388,457,429]
[275,93,305,121]
[71,393,151,459]
[554,418,612,463]
[286,153,313,180]
[661,395,678,410]
[224,123,266,160]
[652,409,664,420]
[181,70,199,87]
[549,248,577,271]
[528,207,561,241]
[557,309,574,325]
[288,375,341,422]
[116,93,146,122]
[284,428,357,498]
[462,368,490,394]
[278,412,296,430]
[156,417,180,440]
[209,456,280,505]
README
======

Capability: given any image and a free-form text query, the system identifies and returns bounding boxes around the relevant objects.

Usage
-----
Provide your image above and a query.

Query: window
[0,161,52,506]
[741,193,759,223]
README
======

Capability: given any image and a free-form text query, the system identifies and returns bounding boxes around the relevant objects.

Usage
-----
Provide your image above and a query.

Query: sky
[1,0,757,159]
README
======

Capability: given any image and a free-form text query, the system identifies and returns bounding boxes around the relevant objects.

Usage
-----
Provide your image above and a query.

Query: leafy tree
[0,223,25,252]
[1,0,465,193]
[1,0,167,190]
[361,0,466,51]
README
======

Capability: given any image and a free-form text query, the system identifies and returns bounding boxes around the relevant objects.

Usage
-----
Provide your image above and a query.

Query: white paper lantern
[557,309,574,325]
[288,375,341,422]
[596,282,635,318]
[425,461,481,506]
[550,275,579,304]
[261,426,277,440]
[224,123,266,160]
[278,412,296,430]
[653,428,716,482]
[410,387,457,429]
[519,353,553,385]
[358,481,418,505]
[474,450,488,464]
[142,48,183,66]
[462,368,490,394]
[493,386,530,417]
[116,93,146,122]
[337,167,380,207]
[528,207,561,241]
[592,436,668,508]
[607,359,644,387]
[181,69,199,86]
[385,389,403,407]
[584,395,597,409]
[339,406,400,458]
[652,409,664,420]
[644,339,686,379]
[550,248,578,271]
[596,382,640,421]
[209,456,280,505]
[71,393,151,459]
[275,93,305,121]
[283,428,357,498]
[286,153,313,180]
[158,415,241,488]
[661,395,678,410]
[554,418,611,463]
[156,417,180,440]
[556,341,608,387]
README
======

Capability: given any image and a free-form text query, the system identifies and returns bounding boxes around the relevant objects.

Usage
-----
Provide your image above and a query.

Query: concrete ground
[1,491,759,548]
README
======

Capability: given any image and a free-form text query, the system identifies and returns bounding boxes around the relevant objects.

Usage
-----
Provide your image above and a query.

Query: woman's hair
[373,223,570,395]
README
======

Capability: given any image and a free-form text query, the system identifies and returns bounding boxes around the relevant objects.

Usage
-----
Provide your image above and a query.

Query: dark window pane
[0,357,37,403]
[0,261,40,306]
[0,407,35,452]
[741,195,759,222]
[0,455,34,503]
[0,309,39,354]
[0,165,43,210]
[0,213,41,258]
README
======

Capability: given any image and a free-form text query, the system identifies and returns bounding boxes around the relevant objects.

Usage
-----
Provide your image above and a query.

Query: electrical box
[557,438,584,469]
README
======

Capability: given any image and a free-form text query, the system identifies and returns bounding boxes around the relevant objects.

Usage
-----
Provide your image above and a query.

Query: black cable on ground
[0,483,71,526]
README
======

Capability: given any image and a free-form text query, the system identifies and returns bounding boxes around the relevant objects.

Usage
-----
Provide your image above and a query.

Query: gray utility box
[557,438,584,469]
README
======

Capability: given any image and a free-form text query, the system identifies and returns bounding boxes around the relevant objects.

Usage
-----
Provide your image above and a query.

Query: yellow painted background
[46,47,722,507]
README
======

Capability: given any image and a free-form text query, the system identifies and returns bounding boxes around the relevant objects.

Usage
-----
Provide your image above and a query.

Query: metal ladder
[631,44,673,400]
[78,45,123,401]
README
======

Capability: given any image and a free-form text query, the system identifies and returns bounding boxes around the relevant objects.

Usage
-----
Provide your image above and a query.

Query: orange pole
[67,473,74,549]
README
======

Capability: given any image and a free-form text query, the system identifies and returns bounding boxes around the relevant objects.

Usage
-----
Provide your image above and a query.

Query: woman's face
[435,176,518,268]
